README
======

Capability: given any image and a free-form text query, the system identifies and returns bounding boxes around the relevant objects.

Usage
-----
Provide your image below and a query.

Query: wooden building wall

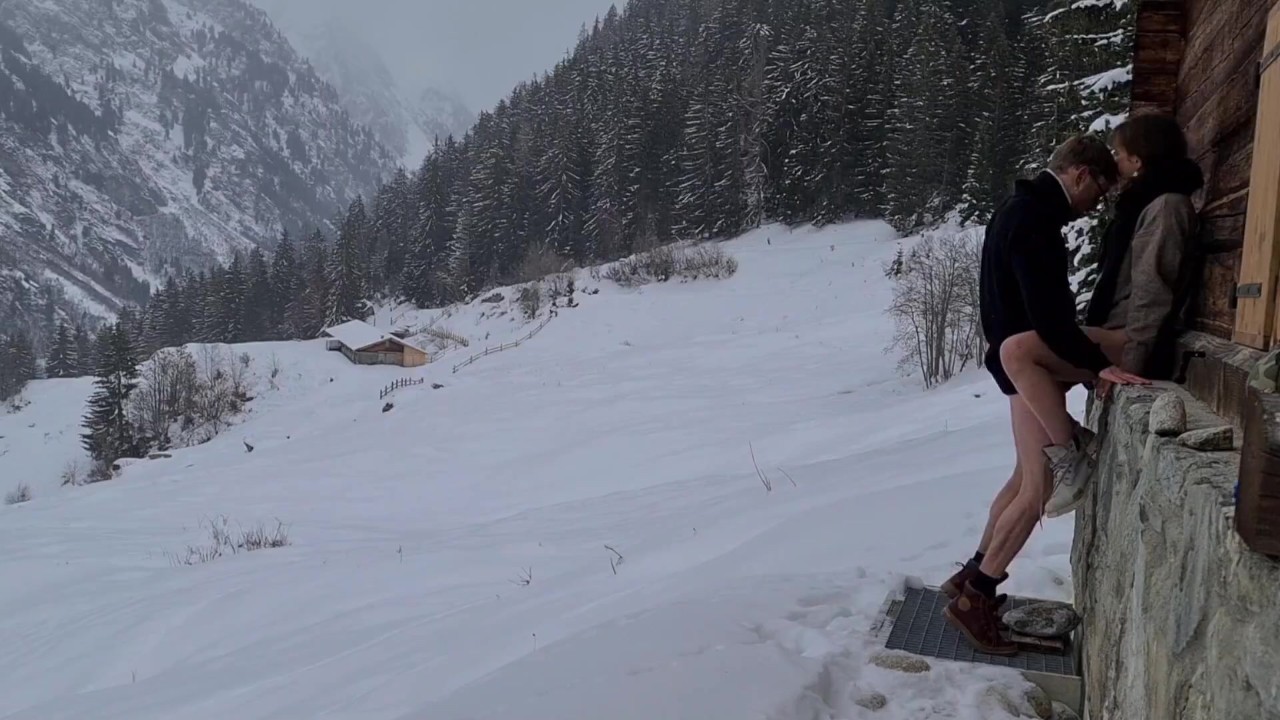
[1153,0,1273,337]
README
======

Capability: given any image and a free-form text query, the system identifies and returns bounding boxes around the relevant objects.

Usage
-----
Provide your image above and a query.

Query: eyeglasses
[1086,169,1113,197]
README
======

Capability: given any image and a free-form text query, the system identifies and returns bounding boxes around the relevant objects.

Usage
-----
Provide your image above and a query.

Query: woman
[1085,111,1205,384]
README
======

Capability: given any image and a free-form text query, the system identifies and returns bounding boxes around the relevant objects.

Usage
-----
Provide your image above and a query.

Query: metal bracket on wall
[1233,283,1264,309]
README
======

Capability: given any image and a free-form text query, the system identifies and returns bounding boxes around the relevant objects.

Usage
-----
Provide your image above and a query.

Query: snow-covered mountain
[0,0,397,342]
[249,9,474,164]
[413,85,475,152]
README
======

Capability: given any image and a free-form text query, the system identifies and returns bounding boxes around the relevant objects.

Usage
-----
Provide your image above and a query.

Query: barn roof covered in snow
[321,320,425,353]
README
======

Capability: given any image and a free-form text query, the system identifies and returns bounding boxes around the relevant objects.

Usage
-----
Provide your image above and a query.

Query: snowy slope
[0,221,1082,720]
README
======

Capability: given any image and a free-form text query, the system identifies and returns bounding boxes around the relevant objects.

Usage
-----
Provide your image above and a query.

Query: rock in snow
[855,691,888,711]
[869,652,931,674]
[1002,601,1081,639]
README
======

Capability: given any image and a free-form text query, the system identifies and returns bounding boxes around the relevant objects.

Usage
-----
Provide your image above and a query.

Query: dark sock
[971,551,986,566]
[971,571,1000,598]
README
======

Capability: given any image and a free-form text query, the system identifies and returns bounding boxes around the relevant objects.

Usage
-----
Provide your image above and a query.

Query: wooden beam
[1130,1,1187,113]
[1236,3,1280,348]
[1238,386,1280,557]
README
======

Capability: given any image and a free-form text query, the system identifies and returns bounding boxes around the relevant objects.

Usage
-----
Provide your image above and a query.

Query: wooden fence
[380,377,425,400]
[451,315,554,374]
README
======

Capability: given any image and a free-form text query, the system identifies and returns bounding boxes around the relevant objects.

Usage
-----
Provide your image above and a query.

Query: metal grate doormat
[882,586,1078,676]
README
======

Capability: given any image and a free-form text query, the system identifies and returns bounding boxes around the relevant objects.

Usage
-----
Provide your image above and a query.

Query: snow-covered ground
[0,221,1083,720]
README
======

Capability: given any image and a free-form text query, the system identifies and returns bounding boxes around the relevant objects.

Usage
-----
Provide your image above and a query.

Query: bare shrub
[267,353,283,390]
[675,244,738,280]
[546,273,575,301]
[87,459,114,484]
[603,243,738,287]
[169,515,291,566]
[130,348,199,451]
[183,346,249,445]
[239,520,291,551]
[5,483,31,505]
[887,229,985,389]
[518,283,543,320]
[60,460,83,487]
[516,243,570,283]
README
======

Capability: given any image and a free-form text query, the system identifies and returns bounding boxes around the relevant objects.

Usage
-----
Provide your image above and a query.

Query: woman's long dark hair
[1109,112,1190,183]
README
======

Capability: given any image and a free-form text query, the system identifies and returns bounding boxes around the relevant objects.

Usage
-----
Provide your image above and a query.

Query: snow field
[0,221,1082,719]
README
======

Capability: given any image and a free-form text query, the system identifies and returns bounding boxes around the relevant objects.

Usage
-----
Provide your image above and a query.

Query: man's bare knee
[1000,333,1038,370]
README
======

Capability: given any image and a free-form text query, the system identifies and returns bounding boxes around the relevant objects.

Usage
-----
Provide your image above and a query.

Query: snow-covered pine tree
[958,0,1024,222]
[269,229,300,338]
[47,321,79,379]
[882,0,967,230]
[326,199,372,325]
[73,324,95,376]
[218,253,247,344]
[1024,0,1135,307]
[243,247,272,342]
[0,331,37,399]
[373,168,413,292]
[81,322,142,466]
[289,229,330,338]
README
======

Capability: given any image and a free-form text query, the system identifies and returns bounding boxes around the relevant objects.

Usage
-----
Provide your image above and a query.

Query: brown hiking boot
[943,581,1018,656]
[941,561,1009,601]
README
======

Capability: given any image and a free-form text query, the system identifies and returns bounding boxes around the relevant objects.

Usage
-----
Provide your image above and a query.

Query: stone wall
[1071,383,1280,720]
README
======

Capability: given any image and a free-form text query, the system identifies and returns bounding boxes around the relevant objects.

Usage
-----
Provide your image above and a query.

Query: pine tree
[326,199,371,325]
[0,331,37,399]
[73,324,95,375]
[959,0,1020,222]
[270,229,300,338]
[81,322,142,465]
[243,247,272,341]
[47,321,78,378]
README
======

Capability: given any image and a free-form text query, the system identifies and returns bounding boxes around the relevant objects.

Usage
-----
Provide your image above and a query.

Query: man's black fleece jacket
[979,170,1111,375]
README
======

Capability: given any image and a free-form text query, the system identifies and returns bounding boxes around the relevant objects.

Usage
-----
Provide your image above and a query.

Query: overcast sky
[255,0,618,110]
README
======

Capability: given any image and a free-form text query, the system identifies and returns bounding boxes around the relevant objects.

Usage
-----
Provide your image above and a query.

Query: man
[940,135,1147,655]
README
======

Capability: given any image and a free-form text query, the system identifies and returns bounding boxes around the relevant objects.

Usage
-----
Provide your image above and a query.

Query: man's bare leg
[979,395,1055,579]
[999,327,1134,446]
[978,463,1021,556]
[999,333,1094,446]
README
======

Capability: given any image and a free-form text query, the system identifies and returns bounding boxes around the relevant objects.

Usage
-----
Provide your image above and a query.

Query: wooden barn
[321,320,430,368]
[1130,0,1280,553]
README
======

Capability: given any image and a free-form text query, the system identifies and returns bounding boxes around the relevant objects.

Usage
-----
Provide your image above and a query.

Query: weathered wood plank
[1180,0,1268,105]
[1136,3,1186,35]
[1131,2,1187,112]
[1196,249,1242,339]
[1178,0,1269,134]
[1136,34,1187,73]
[1238,387,1280,557]
[1258,3,1280,349]
[1132,73,1179,108]
[1202,188,1251,218]
[1204,214,1248,254]
[1178,331,1265,431]
[1196,120,1257,210]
